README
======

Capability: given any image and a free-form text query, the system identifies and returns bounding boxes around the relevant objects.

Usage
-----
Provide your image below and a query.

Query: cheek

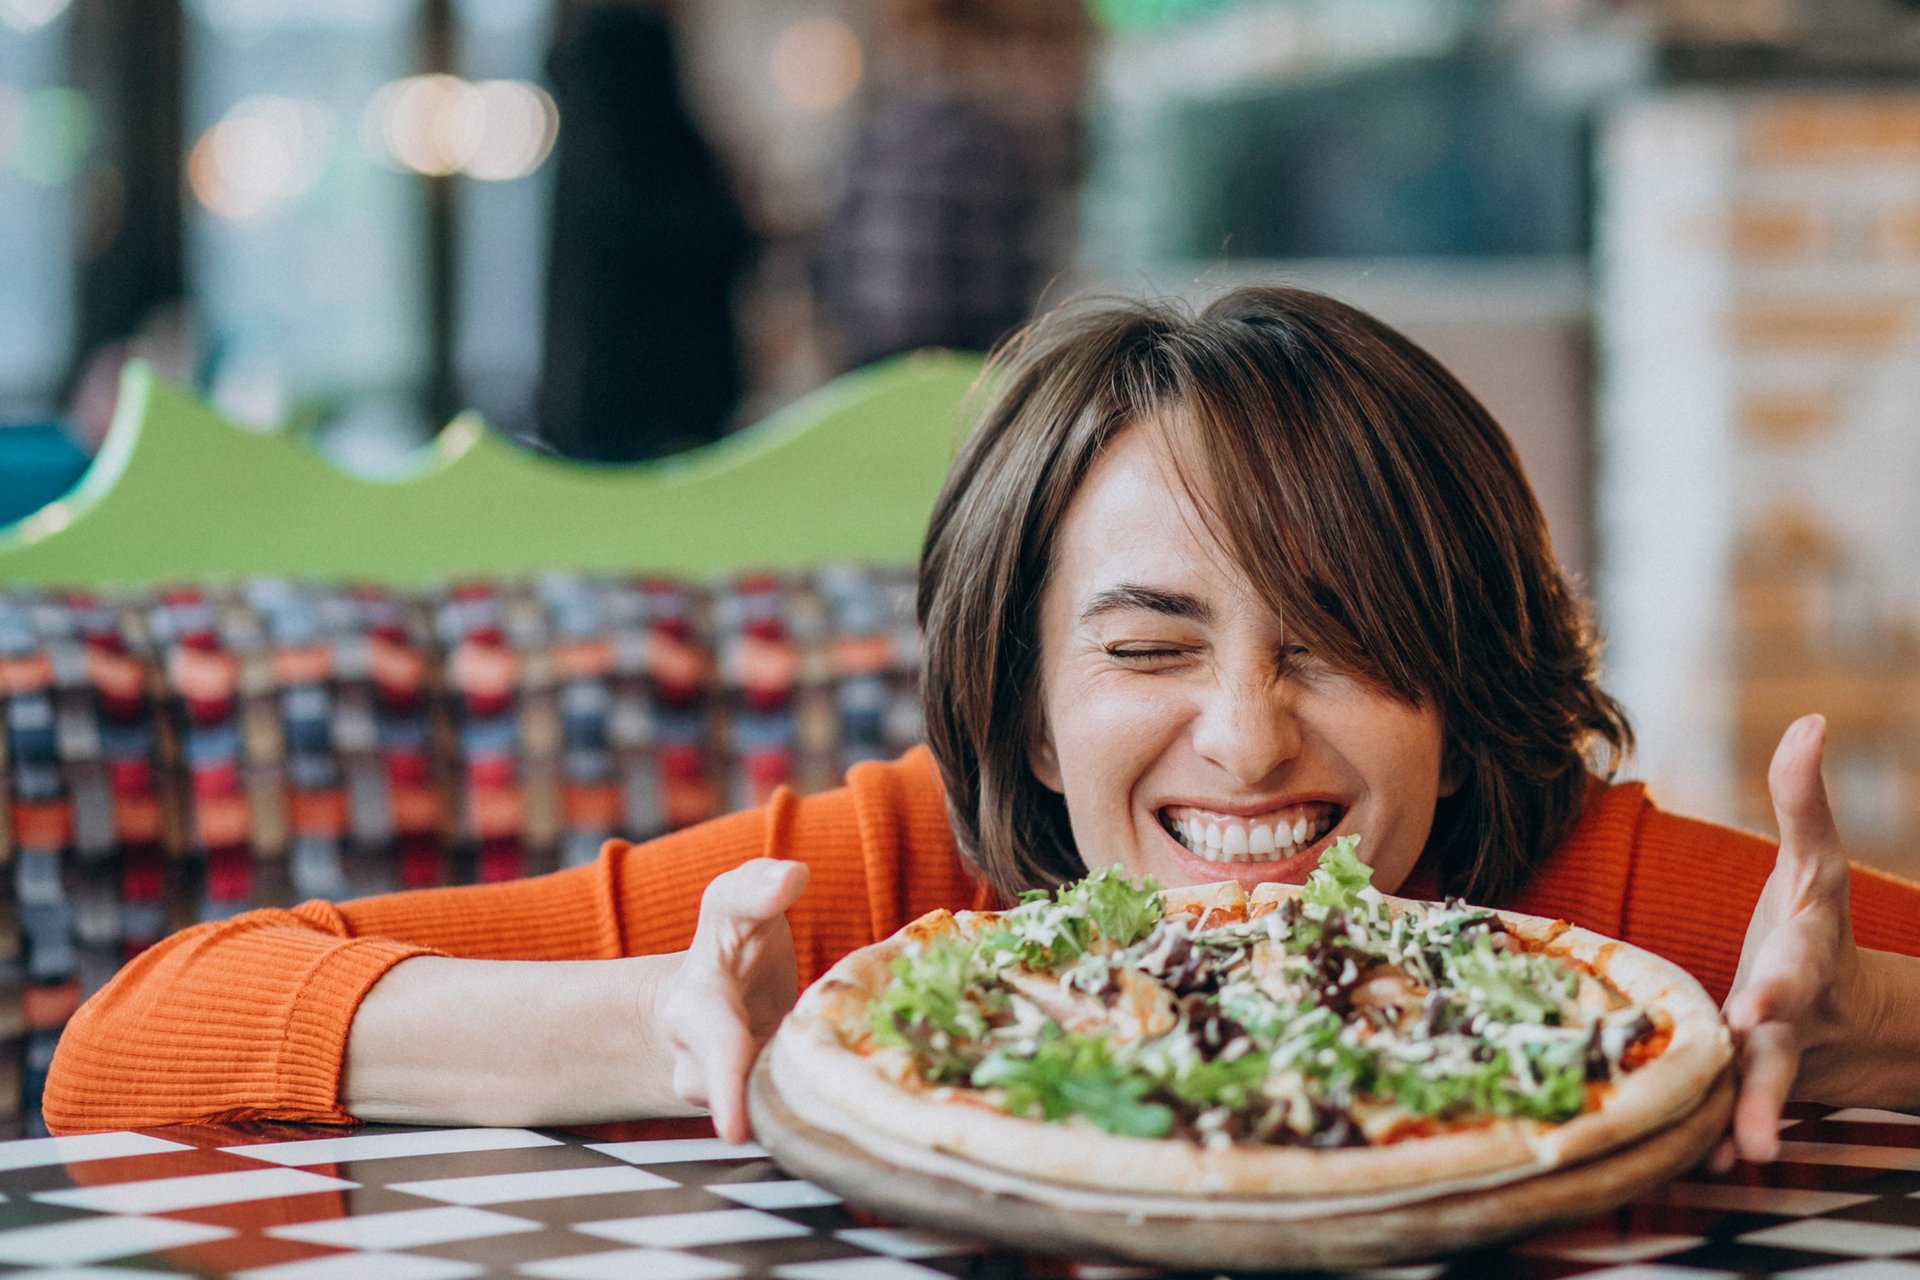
[1050,671,1185,761]
[1379,724,1446,799]
[1327,688,1445,779]
[1045,671,1187,812]
[1362,710,1450,846]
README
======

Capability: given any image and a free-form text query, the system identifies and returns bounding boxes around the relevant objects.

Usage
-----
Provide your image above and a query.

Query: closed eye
[1105,647,1191,663]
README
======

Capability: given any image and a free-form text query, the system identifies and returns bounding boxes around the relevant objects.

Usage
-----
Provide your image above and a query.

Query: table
[0,1104,1918,1278]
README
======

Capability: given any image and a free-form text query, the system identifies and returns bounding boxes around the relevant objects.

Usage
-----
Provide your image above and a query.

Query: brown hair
[917,286,1631,905]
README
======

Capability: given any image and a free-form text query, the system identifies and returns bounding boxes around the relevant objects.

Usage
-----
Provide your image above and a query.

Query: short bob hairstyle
[918,286,1630,906]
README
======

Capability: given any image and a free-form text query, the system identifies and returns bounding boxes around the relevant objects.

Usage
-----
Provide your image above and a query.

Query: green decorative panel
[0,353,986,588]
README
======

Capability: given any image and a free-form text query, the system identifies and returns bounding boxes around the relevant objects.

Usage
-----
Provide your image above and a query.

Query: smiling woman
[42,288,1920,1179]
[1025,426,1453,897]
[918,290,1626,907]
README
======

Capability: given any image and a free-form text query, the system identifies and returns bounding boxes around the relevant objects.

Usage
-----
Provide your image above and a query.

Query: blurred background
[1,0,1917,867]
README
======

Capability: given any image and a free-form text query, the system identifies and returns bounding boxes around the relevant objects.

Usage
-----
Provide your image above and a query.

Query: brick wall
[1600,90,1920,879]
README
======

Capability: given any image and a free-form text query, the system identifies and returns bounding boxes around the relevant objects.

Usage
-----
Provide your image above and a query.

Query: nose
[1188,668,1303,790]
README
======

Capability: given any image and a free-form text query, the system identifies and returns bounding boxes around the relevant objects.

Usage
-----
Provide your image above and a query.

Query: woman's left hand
[1711,713,1865,1169]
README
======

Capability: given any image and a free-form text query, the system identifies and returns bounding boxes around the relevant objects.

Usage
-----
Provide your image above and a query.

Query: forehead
[1050,427,1248,611]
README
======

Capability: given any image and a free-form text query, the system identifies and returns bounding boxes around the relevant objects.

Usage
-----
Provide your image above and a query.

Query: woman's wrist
[629,951,692,1115]
[345,951,702,1127]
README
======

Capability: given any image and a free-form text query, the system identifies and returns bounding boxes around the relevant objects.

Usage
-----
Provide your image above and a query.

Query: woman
[45,289,1920,1173]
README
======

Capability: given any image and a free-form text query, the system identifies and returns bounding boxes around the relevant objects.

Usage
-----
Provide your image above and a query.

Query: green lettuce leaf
[1381,1039,1587,1122]
[977,866,1162,971]
[1300,835,1372,913]
[868,933,990,1053]
[1164,1049,1272,1112]
[971,1030,1175,1139]
[1443,935,1577,1026]
[1060,865,1163,948]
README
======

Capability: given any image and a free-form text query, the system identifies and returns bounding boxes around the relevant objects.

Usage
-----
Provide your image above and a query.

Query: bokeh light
[366,74,475,178]
[364,75,557,181]
[0,0,71,35]
[187,95,334,220]
[770,17,862,116]
[461,80,559,181]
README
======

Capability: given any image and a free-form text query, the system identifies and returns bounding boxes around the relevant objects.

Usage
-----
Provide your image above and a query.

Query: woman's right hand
[656,858,810,1143]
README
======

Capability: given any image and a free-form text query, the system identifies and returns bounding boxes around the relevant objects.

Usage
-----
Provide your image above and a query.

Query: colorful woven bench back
[0,570,921,1132]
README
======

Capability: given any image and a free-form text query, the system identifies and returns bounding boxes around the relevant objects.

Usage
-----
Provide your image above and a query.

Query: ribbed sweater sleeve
[1505,781,1920,1005]
[42,905,436,1132]
[43,748,977,1135]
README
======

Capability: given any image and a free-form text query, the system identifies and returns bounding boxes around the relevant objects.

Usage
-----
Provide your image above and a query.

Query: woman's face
[1029,426,1452,894]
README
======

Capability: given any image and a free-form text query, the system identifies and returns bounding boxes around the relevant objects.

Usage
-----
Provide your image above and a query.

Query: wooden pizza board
[748,1055,1735,1271]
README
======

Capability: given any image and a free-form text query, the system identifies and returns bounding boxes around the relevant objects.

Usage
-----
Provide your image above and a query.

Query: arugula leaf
[1059,865,1163,948]
[1300,836,1372,913]
[1381,1039,1587,1122]
[972,1031,1175,1139]
[868,933,990,1054]
[1216,984,1299,1041]
[977,866,1162,971]
[1443,935,1577,1026]
[1165,1049,1272,1112]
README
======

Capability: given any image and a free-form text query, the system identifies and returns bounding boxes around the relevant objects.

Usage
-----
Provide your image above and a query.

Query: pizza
[764,840,1731,1201]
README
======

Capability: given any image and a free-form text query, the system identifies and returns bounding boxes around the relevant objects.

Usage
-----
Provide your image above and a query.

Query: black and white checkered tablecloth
[0,1104,1918,1279]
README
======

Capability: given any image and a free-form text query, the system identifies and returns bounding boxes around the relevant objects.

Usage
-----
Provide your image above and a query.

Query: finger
[692,861,811,958]
[1732,1022,1799,1163]
[1724,962,1819,1033]
[706,1034,764,1145]
[671,984,761,1142]
[700,1023,761,1145]
[1706,1134,1737,1176]
[1723,981,1773,1033]
[1768,715,1843,871]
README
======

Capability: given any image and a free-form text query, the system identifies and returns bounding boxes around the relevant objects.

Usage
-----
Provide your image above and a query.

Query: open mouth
[1156,802,1343,865]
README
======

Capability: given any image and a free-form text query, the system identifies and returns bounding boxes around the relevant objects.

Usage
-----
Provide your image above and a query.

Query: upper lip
[1153,795,1346,819]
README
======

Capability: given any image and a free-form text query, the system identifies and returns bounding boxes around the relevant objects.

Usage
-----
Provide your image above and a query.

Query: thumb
[1768,715,1841,868]
[1723,972,1795,1033]
[696,860,810,941]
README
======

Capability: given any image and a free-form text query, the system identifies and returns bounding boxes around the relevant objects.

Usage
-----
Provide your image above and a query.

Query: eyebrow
[1077,584,1214,625]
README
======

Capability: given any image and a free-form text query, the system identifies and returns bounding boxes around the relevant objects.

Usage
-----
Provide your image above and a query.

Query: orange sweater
[43,746,1920,1133]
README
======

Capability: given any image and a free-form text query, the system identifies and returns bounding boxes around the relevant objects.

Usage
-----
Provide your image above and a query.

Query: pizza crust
[771,886,1731,1199]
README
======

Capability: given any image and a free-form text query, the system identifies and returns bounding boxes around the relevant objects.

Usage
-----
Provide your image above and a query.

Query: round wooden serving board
[748,1057,1735,1271]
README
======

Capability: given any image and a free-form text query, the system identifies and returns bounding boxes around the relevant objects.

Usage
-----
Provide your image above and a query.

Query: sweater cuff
[281,937,441,1125]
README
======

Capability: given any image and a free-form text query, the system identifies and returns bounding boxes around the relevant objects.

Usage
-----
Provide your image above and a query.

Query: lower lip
[1157,819,1341,891]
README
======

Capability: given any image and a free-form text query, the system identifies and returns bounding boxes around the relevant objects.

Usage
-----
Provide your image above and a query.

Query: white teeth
[1162,805,1339,863]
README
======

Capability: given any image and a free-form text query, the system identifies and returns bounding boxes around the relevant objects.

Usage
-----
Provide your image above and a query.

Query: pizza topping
[1001,968,1107,1036]
[971,1029,1176,1138]
[1111,967,1180,1042]
[864,840,1665,1146]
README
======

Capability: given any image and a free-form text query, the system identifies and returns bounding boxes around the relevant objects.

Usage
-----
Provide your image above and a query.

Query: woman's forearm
[1800,947,1920,1112]
[344,952,700,1127]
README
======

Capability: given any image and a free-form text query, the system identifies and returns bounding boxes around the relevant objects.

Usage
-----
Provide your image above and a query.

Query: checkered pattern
[0,1104,1916,1277]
